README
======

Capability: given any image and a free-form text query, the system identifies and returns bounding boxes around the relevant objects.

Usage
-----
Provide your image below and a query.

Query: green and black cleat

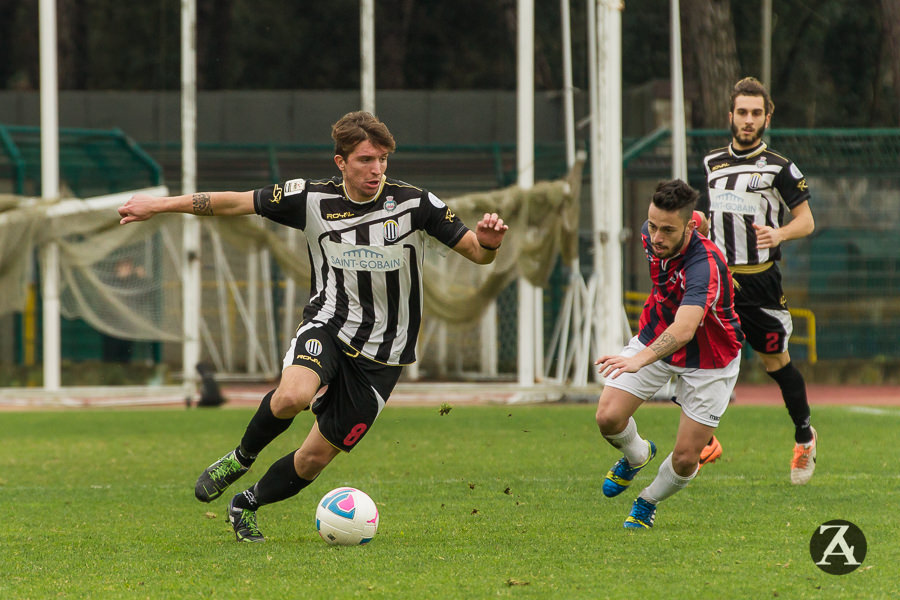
[195,450,249,502]
[227,495,265,542]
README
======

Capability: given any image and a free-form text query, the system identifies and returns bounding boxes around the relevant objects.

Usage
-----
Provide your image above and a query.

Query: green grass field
[2,401,898,599]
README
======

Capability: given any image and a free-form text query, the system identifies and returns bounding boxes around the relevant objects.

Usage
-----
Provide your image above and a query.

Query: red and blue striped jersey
[638,221,744,368]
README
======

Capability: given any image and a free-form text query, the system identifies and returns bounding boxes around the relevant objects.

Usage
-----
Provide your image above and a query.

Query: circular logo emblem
[384,197,396,211]
[809,520,867,575]
[383,219,399,243]
[304,339,323,356]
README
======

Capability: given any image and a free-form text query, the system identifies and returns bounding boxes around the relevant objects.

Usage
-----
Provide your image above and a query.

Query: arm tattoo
[192,193,213,216]
[649,332,679,359]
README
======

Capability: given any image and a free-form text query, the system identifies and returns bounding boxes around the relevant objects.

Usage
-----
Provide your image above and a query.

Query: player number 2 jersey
[703,142,811,265]
[253,176,468,366]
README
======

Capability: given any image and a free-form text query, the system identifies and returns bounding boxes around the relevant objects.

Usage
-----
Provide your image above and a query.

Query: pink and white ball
[315,487,379,546]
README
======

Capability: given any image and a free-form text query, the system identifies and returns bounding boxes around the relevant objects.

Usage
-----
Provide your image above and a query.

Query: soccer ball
[315,487,379,546]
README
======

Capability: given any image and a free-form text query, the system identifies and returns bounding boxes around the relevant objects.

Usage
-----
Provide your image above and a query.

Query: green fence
[0,125,162,197]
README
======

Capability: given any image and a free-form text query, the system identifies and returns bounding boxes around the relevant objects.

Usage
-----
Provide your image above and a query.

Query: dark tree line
[1,0,898,127]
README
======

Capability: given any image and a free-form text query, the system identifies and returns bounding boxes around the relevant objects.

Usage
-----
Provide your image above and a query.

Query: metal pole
[248,249,260,373]
[517,0,537,386]
[541,0,580,385]
[594,0,625,366]
[560,0,576,168]
[761,0,772,89]
[39,0,60,390]
[182,0,201,403]
[588,0,600,276]
[282,228,298,352]
[583,0,601,384]
[360,0,376,113]
[670,0,688,180]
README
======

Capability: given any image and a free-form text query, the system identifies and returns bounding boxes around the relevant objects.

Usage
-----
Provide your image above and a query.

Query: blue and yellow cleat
[602,440,657,498]
[623,497,657,529]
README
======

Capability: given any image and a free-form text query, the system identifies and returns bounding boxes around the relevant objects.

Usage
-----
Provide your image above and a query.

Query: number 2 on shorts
[765,332,781,353]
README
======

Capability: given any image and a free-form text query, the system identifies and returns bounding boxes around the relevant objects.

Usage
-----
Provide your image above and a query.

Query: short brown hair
[651,179,698,224]
[730,76,774,115]
[331,111,396,158]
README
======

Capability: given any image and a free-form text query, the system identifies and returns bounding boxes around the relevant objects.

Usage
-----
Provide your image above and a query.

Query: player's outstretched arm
[118,191,255,225]
[452,212,509,264]
[595,305,704,379]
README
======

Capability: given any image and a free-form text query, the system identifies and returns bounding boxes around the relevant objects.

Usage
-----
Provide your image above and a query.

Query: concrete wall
[0,90,589,146]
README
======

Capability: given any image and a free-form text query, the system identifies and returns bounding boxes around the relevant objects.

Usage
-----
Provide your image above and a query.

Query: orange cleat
[790,427,817,485]
[698,435,723,469]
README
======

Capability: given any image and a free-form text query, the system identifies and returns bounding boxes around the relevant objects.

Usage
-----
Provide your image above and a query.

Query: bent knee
[271,387,315,418]
[672,448,700,474]
[595,404,627,435]
[294,449,334,479]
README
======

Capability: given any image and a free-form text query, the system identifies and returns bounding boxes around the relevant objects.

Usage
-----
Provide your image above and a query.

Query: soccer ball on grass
[315,487,379,546]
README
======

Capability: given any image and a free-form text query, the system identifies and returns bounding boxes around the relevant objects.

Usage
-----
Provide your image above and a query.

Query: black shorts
[731,264,793,354]
[285,323,402,452]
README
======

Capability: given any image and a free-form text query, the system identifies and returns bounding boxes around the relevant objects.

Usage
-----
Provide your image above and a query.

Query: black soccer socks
[766,361,813,444]
[239,390,295,457]
[233,452,315,510]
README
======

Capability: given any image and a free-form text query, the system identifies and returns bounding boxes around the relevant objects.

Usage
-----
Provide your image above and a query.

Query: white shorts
[602,336,740,427]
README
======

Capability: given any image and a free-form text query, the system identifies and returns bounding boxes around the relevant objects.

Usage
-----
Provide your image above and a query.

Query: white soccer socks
[640,452,697,505]
[603,417,651,467]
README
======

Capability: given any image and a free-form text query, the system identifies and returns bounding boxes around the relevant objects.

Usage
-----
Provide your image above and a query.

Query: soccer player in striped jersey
[700,77,818,485]
[594,179,743,529]
[118,111,508,542]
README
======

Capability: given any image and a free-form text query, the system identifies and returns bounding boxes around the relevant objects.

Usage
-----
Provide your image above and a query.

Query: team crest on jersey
[383,220,400,242]
[755,156,767,169]
[284,178,306,196]
[749,173,762,189]
[384,197,396,211]
[304,339,323,356]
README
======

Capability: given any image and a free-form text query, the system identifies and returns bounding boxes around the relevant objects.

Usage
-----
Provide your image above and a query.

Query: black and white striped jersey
[702,142,811,265]
[254,175,469,366]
